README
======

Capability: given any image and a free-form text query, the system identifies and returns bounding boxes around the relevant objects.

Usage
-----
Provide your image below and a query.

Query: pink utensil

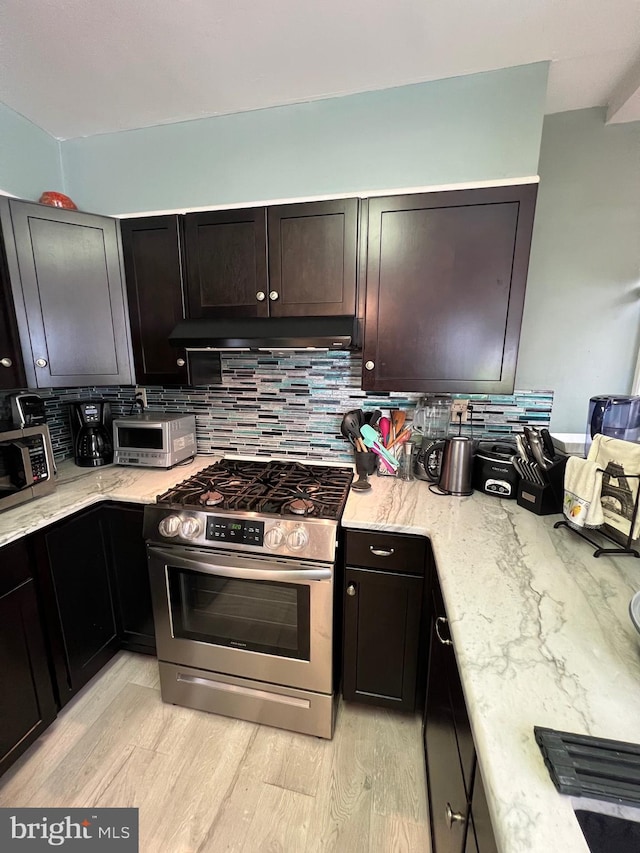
[379,417,391,447]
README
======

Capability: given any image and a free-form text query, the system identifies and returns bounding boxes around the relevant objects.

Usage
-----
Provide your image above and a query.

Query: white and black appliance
[144,458,353,738]
[113,413,196,468]
[473,441,519,498]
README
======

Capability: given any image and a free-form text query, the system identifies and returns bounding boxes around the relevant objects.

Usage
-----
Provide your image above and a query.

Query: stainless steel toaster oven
[113,413,196,468]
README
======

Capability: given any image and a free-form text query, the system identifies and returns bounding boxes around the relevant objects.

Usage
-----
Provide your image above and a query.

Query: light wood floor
[0,652,431,852]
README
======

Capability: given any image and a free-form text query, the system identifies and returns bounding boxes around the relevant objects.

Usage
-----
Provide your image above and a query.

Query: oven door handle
[149,547,332,582]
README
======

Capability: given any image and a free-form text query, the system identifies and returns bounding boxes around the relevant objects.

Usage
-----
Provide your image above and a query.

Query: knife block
[516,456,568,516]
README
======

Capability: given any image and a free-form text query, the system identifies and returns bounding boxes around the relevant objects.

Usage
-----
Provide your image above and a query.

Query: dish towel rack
[554,436,640,558]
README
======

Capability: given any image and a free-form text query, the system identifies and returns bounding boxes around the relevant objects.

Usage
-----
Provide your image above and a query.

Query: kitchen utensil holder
[516,456,568,516]
[553,469,640,558]
[376,444,399,476]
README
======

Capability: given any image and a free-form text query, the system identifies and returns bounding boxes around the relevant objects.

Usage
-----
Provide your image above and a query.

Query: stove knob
[287,525,309,551]
[264,524,285,549]
[158,515,181,538]
[181,516,203,540]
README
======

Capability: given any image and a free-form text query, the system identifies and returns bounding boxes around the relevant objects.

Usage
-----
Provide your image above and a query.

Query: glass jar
[399,441,415,481]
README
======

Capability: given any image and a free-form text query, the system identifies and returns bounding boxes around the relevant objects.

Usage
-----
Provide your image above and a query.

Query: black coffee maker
[70,400,113,467]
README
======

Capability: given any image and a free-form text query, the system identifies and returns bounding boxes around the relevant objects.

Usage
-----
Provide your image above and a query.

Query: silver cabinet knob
[256,291,266,301]
[365,360,375,371]
[35,358,48,368]
[0,357,12,368]
[269,291,279,301]
[445,804,465,828]
[346,584,356,597]
[176,358,186,367]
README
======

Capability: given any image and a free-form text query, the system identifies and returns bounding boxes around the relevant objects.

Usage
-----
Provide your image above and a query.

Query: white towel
[563,456,604,529]
[587,434,640,540]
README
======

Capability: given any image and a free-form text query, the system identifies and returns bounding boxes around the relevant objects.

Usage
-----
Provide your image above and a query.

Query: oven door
[114,422,166,452]
[148,544,334,694]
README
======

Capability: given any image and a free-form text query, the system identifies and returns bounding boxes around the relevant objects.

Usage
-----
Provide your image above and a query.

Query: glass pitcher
[413,397,452,439]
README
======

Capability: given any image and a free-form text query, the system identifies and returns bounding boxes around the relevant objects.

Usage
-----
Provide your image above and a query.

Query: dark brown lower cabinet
[36,506,120,707]
[342,530,429,711]
[465,767,498,853]
[424,576,497,853]
[0,538,56,775]
[103,502,156,654]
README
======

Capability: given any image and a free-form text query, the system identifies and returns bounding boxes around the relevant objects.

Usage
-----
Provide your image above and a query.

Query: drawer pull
[0,357,12,368]
[346,583,357,597]
[369,546,394,557]
[445,803,465,827]
[435,616,453,646]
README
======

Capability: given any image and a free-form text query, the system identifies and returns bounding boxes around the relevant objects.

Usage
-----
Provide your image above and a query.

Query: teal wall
[516,107,640,432]
[61,62,548,215]
[0,102,63,201]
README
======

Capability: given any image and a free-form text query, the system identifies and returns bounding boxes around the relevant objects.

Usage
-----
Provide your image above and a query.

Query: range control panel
[206,516,265,546]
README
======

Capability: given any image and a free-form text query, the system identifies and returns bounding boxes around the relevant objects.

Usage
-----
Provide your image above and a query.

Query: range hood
[169,315,356,351]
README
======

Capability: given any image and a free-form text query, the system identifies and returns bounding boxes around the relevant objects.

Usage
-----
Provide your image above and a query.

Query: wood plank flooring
[0,652,431,852]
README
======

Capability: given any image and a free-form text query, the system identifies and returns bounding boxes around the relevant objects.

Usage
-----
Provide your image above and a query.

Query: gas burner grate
[155,459,353,519]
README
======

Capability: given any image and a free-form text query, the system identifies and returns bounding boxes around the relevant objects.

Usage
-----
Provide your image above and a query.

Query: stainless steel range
[144,458,353,738]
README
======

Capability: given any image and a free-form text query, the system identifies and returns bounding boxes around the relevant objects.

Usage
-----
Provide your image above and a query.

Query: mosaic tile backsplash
[0,352,552,463]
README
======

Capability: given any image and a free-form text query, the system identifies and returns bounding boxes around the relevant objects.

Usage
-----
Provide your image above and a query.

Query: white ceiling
[1,0,639,140]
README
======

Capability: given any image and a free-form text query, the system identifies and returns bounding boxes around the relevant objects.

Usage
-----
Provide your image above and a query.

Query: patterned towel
[587,434,640,540]
[563,456,604,529]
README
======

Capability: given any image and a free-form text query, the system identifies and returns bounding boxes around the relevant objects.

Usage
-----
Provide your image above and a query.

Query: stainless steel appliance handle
[150,547,332,582]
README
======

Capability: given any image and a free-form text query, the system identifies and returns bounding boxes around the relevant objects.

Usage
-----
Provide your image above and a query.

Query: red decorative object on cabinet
[38,191,77,210]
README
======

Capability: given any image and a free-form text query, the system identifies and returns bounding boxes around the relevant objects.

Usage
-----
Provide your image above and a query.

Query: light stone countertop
[0,456,215,548]
[2,459,640,852]
[342,475,640,853]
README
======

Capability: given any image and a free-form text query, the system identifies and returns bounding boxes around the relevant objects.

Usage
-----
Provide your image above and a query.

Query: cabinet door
[424,607,471,853]
[0,234,25,390]
[0,539,56,776]
[103,503,156,654]
[343,567,422,710]
[362,185,537,394]
[120,215,188,386]
[40,507,119,706]
[8,200,134,388]
[267,199,358,317]
[184,208,268,318]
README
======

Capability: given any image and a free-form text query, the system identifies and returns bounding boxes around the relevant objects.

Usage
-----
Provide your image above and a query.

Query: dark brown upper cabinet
[362,184,537,394]
[120,215,188,386]
[0,229,25,391]
[267,199,358,317]
[184,207,268,319]
[184,199,359,319]
[2,199,134,388]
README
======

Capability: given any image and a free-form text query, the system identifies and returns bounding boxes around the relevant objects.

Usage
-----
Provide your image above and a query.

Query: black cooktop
[156,459,353,520]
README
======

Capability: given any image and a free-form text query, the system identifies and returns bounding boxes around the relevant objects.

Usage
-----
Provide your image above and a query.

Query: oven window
[167,567,311,660]
[116,426,164,450]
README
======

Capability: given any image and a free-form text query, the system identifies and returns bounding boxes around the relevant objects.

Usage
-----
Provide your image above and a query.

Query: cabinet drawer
[345,529,426,574]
